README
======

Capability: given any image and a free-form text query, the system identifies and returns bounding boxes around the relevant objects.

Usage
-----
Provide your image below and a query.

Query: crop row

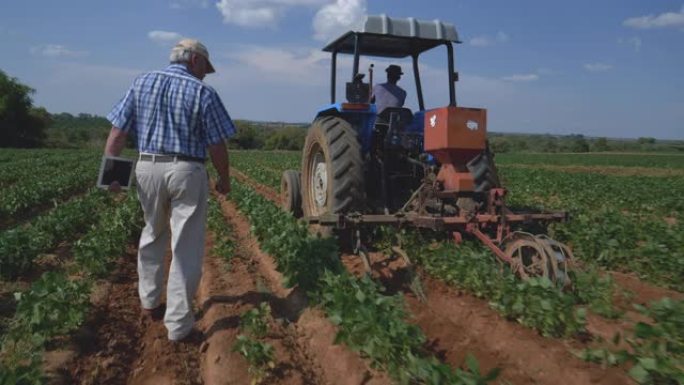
[0,151,95,189]
[231,161,281,188]
[378,227,617,334]
[580,297,684,384]
[0,191,142,382]
[207,197,235,266]
[501,167,684,290]
[232,150,301,170]
[0,190,111,279]
[227,177,498,384]
[0,155,100,220]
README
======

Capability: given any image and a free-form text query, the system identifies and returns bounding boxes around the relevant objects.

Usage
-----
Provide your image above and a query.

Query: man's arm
[104,126,128,157]
[208,141,231,194]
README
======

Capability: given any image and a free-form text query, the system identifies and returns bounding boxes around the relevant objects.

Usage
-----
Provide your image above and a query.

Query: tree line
[1,69,681,152]
[0,69,306,150]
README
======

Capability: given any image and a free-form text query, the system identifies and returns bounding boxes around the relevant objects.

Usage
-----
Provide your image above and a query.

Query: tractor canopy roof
[323,14,460,58]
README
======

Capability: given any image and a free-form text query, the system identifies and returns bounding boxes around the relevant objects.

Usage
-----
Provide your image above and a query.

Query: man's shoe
[169,328,204,344]
[141,304,165,321]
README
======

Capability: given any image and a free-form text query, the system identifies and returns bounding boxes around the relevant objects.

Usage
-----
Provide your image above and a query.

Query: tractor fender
[314,103,377,154]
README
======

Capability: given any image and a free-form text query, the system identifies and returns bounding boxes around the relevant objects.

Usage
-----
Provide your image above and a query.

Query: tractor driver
[371,64,407,116]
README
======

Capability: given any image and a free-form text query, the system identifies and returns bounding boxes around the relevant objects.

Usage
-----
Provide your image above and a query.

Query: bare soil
[58,187,389,385]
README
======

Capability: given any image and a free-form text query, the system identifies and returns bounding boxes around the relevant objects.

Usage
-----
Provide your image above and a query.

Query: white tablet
[97,155,135,189]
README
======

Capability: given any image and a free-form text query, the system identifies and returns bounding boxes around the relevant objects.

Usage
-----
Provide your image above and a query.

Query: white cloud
[583,63,613,72]
[170,0,209,9]
[30,44,87,58]
[469,36,492,47]
[312,0,366,41]
[618,36,642,52]
[623,6,684,30]
[227,45,330,84]
[216,0,326,27]
[469,31,509,47]
[147,30,183,45]
[501,74,539,82]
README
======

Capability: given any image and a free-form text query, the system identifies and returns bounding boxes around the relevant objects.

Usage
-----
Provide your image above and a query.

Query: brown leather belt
[138,154,205,163]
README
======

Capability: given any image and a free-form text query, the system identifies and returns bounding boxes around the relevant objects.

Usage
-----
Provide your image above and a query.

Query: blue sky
[1,0,683,139]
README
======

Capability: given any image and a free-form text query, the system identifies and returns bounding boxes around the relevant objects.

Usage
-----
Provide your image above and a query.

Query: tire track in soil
[235,168,636,384]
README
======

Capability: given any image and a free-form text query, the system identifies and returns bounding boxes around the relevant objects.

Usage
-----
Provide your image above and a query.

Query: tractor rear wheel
[281,169,302,218]
[467,142,501,193]
[301,116,364,236]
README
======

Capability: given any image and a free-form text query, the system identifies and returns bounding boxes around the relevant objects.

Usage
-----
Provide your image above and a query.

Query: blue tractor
[281,15,574,285]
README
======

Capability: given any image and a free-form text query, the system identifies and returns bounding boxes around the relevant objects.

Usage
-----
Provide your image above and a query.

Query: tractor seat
[346,73,370,103]
[376,107,414,127]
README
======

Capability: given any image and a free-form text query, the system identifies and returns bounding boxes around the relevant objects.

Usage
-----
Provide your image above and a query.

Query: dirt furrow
[232,169,641,384]
[65,195,323,384]
[216,194,392,385]
[66,247,145,384]
[347,251,631,385]
[197,215,323,385]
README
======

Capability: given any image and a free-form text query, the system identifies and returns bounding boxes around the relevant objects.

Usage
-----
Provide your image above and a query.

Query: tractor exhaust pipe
[368,63,374,101]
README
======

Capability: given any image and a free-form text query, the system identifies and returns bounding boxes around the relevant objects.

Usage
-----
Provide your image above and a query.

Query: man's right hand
[108,180,122,193]
[216,176,231,195]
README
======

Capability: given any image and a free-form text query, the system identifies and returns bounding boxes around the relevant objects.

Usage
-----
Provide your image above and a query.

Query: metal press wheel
[503,232,573,288]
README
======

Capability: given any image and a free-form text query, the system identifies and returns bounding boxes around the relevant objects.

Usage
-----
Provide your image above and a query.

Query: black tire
[301,116,364,231]
[281,170,302,218]
[467,143,501,193]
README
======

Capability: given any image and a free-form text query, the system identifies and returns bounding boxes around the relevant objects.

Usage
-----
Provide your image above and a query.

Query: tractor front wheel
[281,169,302,218]
[301,116,364,236]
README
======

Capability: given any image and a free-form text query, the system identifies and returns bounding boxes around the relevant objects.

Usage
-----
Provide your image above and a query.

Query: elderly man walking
[103,38,235,341]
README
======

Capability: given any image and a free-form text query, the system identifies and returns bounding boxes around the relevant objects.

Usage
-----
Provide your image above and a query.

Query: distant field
[495,152,684,168]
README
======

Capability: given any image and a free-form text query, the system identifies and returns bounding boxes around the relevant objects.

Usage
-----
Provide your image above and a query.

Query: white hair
[169,48,193,64]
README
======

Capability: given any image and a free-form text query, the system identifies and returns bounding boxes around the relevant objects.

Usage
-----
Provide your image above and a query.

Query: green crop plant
[240,302,272,339]
[0,190,110,279]
[229,179,498,384]
[381,228,589,338]
[8,272,90,342]
[207,197,236,266]
[502,166,684,290]
[1,272,91,383]
[232,335,275,385]
[234,302,276,384]
[73,191,142,277]
[580,297,684,384]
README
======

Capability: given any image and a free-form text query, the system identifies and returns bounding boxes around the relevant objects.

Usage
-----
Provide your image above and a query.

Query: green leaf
[628,364,650,383]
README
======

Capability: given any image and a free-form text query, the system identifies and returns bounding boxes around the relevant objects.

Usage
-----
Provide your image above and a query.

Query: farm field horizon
[1,147,683,384]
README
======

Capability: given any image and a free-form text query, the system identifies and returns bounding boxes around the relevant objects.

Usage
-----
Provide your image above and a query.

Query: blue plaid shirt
[107,64,235,159]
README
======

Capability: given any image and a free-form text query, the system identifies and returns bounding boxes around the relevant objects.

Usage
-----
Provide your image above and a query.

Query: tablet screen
[97,156,135,189]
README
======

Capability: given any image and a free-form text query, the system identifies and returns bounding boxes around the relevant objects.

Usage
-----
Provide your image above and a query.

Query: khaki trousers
[135,158,208,340]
